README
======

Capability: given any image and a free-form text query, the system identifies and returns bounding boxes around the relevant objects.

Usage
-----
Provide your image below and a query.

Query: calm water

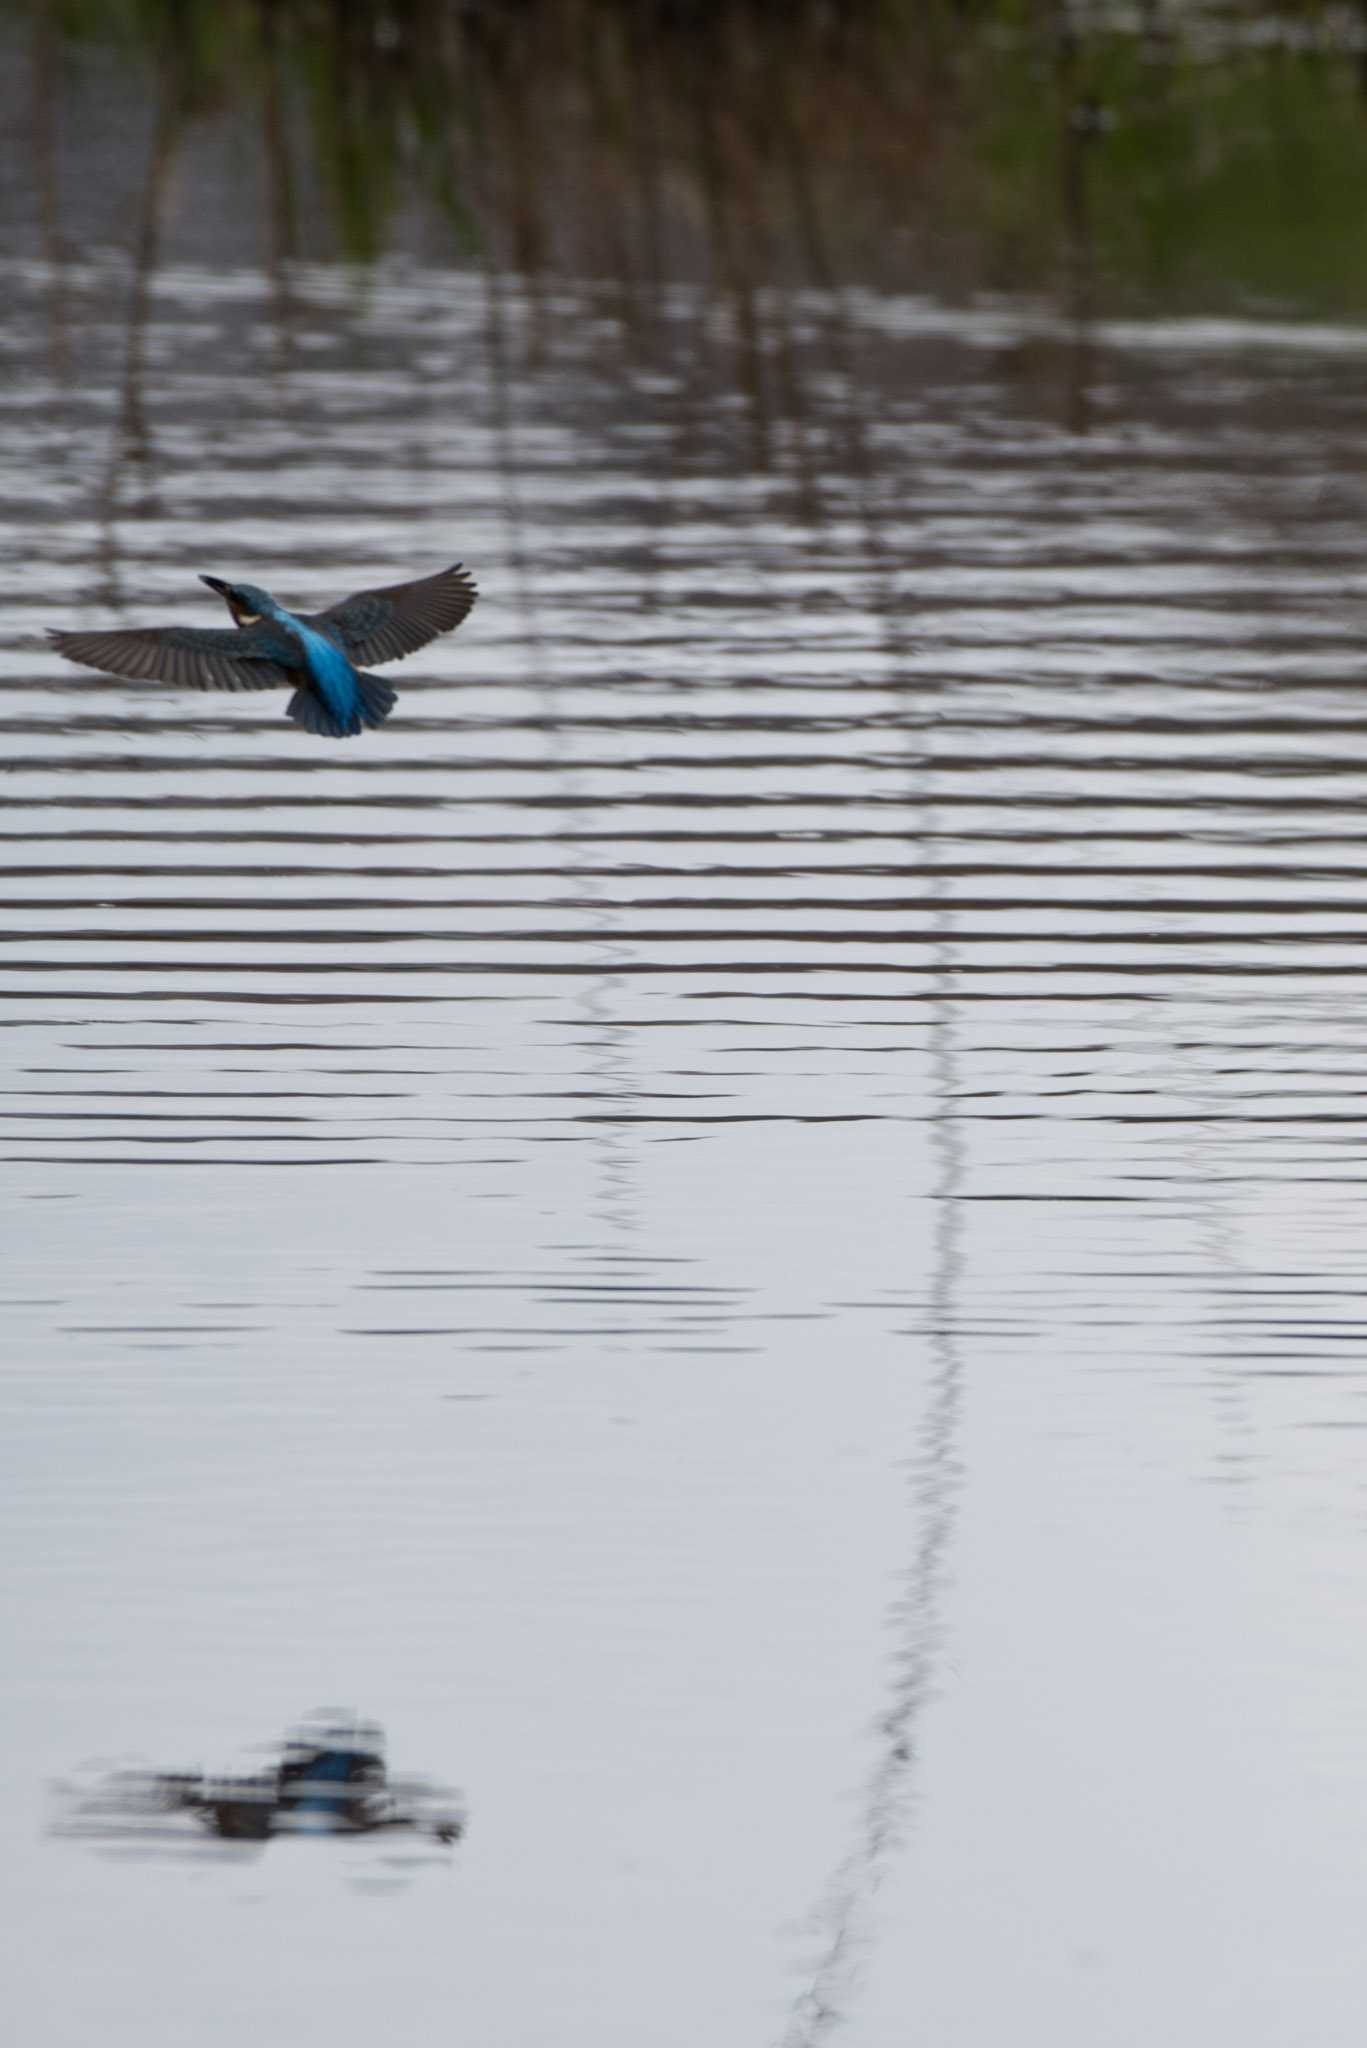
[6,255,1367,2043]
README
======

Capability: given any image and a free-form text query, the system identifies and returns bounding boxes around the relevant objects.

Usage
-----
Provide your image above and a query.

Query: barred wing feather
[49,624,290,693]
[306,563,477,667]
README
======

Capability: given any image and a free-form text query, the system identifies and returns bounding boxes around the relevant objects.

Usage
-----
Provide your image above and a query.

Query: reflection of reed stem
[97,39,186,605]
[258,0,299,269]
[628,17,665,302]
[686,33,770,467]
[30,0,69,380]
[1053,0,1098,434]
[483,265,544,686]
[781,936,965,2048]
[780,450,965,2038]
[123,78,184,464]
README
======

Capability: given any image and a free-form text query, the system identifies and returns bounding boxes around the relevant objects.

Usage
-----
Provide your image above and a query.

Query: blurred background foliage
[13,0,1367,312]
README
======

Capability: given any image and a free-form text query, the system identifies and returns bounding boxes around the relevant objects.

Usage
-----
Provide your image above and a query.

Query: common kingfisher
[49,561,477,737]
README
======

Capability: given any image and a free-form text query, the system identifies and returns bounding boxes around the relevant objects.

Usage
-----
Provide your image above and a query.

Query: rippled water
[7,259,1367,2044]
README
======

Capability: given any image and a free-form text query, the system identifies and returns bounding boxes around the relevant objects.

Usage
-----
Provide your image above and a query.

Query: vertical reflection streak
[30,0,69,381]
[1054,0,1099,436]
[777,265,968,2023]
[580,960,640,1246]
[96,40,186,610]
[257,0,299,356]
[483,266,545,688]
[781,905,965,2047]
[1180,1041,1257,1501]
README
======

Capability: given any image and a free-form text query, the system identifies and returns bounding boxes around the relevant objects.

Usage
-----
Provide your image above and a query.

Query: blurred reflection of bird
[49,561,478,737]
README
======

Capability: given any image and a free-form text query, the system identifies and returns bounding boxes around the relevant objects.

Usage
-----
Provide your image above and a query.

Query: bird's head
[201,575,275,626]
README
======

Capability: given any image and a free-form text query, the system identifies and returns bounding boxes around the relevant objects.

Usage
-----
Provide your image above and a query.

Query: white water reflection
[5,260,1367,2045]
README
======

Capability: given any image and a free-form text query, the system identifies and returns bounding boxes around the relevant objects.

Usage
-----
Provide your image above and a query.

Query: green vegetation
[21,0,1367,314]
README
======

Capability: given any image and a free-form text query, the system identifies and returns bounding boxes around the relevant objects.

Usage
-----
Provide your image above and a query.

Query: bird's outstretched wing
[304,563,477,667]
[48,623,292,693]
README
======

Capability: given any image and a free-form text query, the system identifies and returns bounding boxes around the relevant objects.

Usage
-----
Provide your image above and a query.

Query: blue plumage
[281,615,385,737]
[48,562,478,739]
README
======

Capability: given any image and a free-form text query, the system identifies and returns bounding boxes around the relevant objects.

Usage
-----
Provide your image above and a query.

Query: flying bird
[48,562,478,738]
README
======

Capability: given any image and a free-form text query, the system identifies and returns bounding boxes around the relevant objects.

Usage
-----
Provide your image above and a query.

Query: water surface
[5,255,1367,2044]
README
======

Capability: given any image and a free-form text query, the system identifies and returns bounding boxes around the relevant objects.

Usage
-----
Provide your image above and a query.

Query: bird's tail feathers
[287,687,349,738]
[355,671,397,728]
[287,672,397,739]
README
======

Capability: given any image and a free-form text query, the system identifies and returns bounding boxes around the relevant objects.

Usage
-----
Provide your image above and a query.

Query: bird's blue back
[285,616,361,727]
[250,599,361,730]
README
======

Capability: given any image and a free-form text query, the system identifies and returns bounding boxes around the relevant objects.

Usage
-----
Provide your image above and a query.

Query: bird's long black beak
[199,575,231,597]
